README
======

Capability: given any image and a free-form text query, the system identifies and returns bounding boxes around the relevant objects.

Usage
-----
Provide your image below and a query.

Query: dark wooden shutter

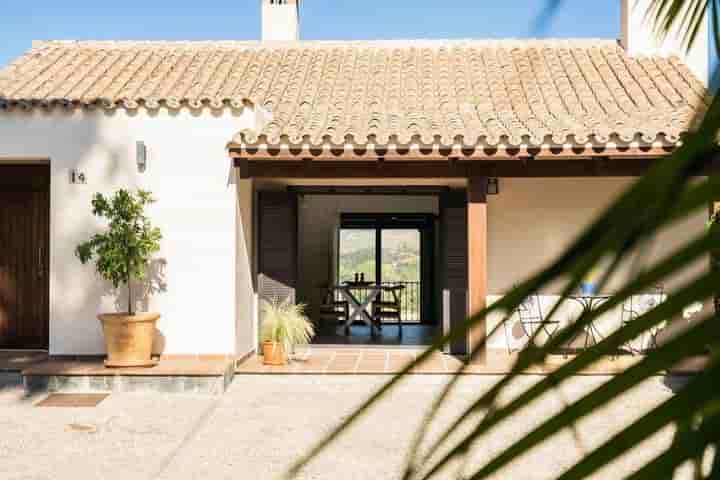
[440,190,468,355]
[0,165,50,349]
[257,191,298,304]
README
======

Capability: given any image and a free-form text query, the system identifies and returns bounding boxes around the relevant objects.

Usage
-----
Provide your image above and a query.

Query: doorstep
[235,348,709,376]
[22,355,236,396]
[0,351,49,372]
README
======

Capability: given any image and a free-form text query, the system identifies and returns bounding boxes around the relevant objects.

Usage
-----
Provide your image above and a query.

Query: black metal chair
[318,287,349,333]
[510,293,559,350]
[373,285,404,338]
[621,285,665,354]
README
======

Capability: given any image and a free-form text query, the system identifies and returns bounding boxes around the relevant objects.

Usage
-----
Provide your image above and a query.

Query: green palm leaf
[287,2,720,479]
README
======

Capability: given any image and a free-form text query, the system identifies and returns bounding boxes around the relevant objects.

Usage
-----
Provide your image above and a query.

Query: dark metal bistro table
[566,294,612,349]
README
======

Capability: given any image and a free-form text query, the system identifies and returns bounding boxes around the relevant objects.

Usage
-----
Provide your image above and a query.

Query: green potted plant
[76,189,162,367]
[260,299,314,365]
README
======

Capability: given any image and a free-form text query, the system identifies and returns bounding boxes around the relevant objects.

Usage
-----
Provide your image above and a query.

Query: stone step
[21,356,236,396]
[23,371,233,395]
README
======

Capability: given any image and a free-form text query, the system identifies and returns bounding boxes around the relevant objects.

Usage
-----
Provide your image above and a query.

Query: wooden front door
[0,165,50,349]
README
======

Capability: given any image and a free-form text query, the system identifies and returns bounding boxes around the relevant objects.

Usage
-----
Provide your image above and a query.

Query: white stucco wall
[485,177,709,350]
[0,110,708,357]
[0,107,257,356]
[261,0,300,41]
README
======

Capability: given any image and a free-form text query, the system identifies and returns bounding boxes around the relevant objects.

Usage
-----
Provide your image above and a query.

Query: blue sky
[1,1,621,67]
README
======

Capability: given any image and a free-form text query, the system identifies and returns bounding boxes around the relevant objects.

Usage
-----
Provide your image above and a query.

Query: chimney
[621,0,709,86]
[261,0,300,41]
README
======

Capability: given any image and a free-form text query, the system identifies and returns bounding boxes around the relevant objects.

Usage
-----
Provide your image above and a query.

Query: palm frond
[644,0,711,53]
[287,1,720,479]
[414,268,720,480]
[556,359,720,480]
[456,319,718,480]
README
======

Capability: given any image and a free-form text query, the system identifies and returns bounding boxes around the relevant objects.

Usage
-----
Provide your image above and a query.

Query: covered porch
[231,144,706,362]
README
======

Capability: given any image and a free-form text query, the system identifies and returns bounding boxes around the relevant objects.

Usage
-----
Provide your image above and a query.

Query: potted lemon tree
[76,189,162,367]
[260,299,314,365]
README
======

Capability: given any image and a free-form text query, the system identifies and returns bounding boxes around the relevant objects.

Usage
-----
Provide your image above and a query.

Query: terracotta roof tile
[0,39,709,147]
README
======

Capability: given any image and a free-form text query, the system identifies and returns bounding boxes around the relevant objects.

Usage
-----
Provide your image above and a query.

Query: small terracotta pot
[98,312,160,367]
[262,341,287,365]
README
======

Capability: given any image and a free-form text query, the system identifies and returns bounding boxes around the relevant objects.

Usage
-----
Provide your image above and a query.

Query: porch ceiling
[233,156,693,179]
[253,178,468,190]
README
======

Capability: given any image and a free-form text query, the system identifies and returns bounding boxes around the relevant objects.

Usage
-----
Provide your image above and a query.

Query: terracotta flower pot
[262,341,288,365]
[98,312,160,367]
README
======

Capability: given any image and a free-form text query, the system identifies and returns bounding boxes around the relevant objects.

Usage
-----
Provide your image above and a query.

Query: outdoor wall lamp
[136,140,147,172]
[487,177,499,195]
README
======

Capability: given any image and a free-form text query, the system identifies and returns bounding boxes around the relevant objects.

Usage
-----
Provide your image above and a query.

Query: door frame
[256,185,456,344]
[338,212,436,324]
[0,163,50,350]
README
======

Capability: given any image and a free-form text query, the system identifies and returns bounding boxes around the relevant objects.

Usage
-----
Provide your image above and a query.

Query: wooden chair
[373,285,404,338]
[318,287,349,333]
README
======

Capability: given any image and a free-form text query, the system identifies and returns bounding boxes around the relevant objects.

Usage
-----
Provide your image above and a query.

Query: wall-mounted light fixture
[487,177,499,195]
[136,140,147,172]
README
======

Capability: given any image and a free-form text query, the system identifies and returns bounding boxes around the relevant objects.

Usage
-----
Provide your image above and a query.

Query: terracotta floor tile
[236,362,263,373]
[386,353,416,373]
[326,355,360,365]
[232,349,676,376]
[293,353,333,367]
[265,365,293,373]
[23,357,231,377]
[361,351,388,359]
[443,355,466,372]
[462,362,507,374]
[198,354,232,362]
[356,355,388,373]
[159,354,198,361]
[411,356,447,373]
[326,354,361,373]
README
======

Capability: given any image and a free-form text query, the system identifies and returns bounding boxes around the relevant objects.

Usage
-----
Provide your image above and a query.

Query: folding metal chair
[621,285,665,354]
[505,293,559,352]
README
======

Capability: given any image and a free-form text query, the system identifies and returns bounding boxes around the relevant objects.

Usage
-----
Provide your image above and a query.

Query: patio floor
[1,350,705,381]
[235,348,709,375]
[0,374,696,479]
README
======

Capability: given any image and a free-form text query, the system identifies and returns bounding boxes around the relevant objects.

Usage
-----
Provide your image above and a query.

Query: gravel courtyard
[0,373,696,479]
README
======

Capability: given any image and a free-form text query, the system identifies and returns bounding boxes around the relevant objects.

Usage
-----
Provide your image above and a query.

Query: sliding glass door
[381,229,421,322]
[338,229,376,283]
[338,214,433,323]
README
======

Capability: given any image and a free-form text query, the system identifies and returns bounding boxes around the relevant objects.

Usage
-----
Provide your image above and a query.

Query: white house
[0,0,710,361]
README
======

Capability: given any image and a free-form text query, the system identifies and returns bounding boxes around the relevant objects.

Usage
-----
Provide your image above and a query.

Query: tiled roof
[0,39,709,149]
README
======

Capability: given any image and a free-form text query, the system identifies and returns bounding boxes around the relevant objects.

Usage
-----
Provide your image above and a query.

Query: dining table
[334,282,384,335]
